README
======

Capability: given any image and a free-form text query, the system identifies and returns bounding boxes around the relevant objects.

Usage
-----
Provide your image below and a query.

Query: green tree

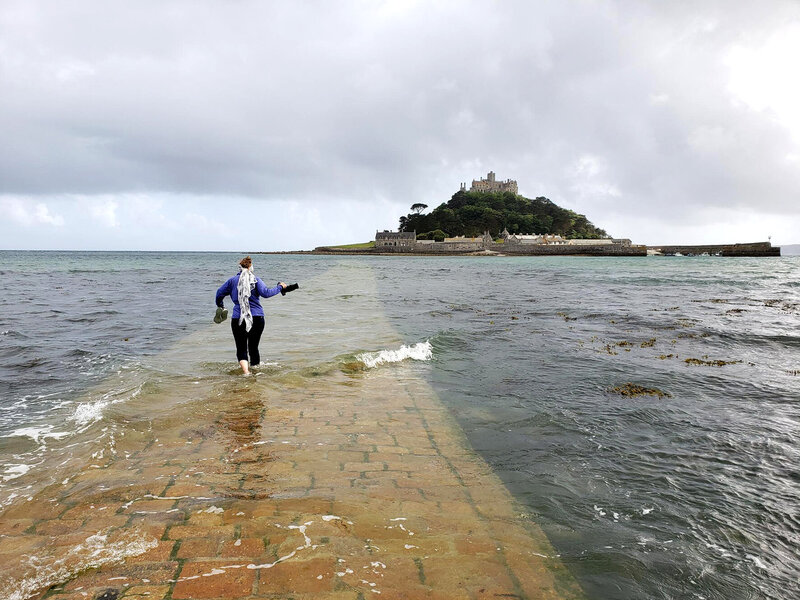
[398,190,608,238]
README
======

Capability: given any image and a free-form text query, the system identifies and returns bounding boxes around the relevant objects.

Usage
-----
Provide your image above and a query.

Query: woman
[216,256,286,375]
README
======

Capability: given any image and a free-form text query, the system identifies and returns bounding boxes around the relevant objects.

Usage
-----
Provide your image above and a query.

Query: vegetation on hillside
[398,190,609,239]
[328,241,376,249]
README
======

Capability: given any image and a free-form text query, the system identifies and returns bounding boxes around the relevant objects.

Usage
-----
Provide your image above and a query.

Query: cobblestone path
[1,368,583,600]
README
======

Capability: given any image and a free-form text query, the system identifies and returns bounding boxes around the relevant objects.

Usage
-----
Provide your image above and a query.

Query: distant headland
[291,171,780,257]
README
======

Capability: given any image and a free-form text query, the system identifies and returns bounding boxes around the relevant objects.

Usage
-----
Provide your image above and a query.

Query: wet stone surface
[0,372,582,600]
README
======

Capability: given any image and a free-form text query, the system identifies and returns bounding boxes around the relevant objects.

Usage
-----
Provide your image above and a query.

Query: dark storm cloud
[1,0,799,227]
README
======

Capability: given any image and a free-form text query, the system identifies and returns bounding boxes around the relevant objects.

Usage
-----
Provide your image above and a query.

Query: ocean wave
[356,341,432,368]
[427,330,474,351]
[0,529,157,600]
[69,400,110,426]
[68,383,144,427]
[63,311,120,323]
[0,329,28,339]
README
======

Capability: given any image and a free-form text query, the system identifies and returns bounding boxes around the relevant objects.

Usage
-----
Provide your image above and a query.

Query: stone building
[459,171,518,194]
[500,228,628,247]
[372,228,643,255]
[568,238,632,246]
[375,230,416,248]
[501,229,566,245]
[375,230,494,252]
[503,233,567,245]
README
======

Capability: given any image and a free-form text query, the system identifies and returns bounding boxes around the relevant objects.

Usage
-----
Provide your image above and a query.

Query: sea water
[0,251,798,599]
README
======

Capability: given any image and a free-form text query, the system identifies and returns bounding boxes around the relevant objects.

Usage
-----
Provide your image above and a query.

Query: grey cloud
[1,0,799,232]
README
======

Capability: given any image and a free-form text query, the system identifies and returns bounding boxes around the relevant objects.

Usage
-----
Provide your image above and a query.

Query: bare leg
[239,359,250,375]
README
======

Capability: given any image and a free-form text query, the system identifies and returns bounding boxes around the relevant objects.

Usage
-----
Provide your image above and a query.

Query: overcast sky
[2,0,799,250]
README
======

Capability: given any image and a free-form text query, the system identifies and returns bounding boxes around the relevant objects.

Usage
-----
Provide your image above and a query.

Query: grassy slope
[327,241,376,249]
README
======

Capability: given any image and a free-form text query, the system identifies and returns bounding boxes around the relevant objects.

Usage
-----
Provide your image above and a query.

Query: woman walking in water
[216,256,286,375]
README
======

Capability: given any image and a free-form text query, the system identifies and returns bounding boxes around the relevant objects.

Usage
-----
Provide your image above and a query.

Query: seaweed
[340,361,368,374]
[684,358,742,367]
[763,299,800,313]
[608,382,672,398]
[676,318,700,328]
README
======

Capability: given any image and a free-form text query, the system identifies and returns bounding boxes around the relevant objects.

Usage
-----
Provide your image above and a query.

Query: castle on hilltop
[460,171,518,194]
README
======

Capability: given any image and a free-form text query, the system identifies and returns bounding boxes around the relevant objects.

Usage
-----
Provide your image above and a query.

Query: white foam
[746,554,768,570]
[69,399,110,426]
[0,492,20,509]
[7,425,69,444]
[68,384,143,427]
[356,341,432,369]
[246,521,314,571]
[0,529,157,600]
[1,464,32,482]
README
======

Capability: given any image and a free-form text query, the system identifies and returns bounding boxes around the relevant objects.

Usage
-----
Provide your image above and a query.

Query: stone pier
[0,369,583,600]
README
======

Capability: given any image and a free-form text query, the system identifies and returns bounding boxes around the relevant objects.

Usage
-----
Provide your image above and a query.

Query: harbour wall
[499,243,647,256]
[649,242,780,257]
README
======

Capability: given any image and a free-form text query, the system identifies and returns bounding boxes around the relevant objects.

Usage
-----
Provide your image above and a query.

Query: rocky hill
[398,190,608,239]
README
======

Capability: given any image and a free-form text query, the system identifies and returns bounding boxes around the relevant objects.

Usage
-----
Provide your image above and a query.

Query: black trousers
[231,316,265,365]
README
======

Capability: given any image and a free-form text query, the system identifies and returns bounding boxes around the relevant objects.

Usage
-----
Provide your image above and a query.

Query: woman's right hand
[278,282,287,289]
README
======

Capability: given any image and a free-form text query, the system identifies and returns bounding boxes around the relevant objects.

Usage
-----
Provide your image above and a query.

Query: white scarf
[237,266,256,331]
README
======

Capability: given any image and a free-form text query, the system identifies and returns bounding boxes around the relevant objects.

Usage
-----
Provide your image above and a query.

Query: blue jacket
[216,273,282,320]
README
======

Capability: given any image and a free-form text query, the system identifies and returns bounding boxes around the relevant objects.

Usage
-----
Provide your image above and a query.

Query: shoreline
[258,240,780,258]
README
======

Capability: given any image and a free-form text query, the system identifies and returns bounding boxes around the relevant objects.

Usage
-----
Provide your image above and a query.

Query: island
[305,171,779,257]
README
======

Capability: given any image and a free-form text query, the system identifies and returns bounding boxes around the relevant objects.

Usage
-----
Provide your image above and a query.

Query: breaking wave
[356,341,433,368]
[68,382,144,428]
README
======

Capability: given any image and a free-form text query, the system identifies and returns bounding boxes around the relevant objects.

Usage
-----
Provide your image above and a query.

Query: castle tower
[468,171,518,195]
